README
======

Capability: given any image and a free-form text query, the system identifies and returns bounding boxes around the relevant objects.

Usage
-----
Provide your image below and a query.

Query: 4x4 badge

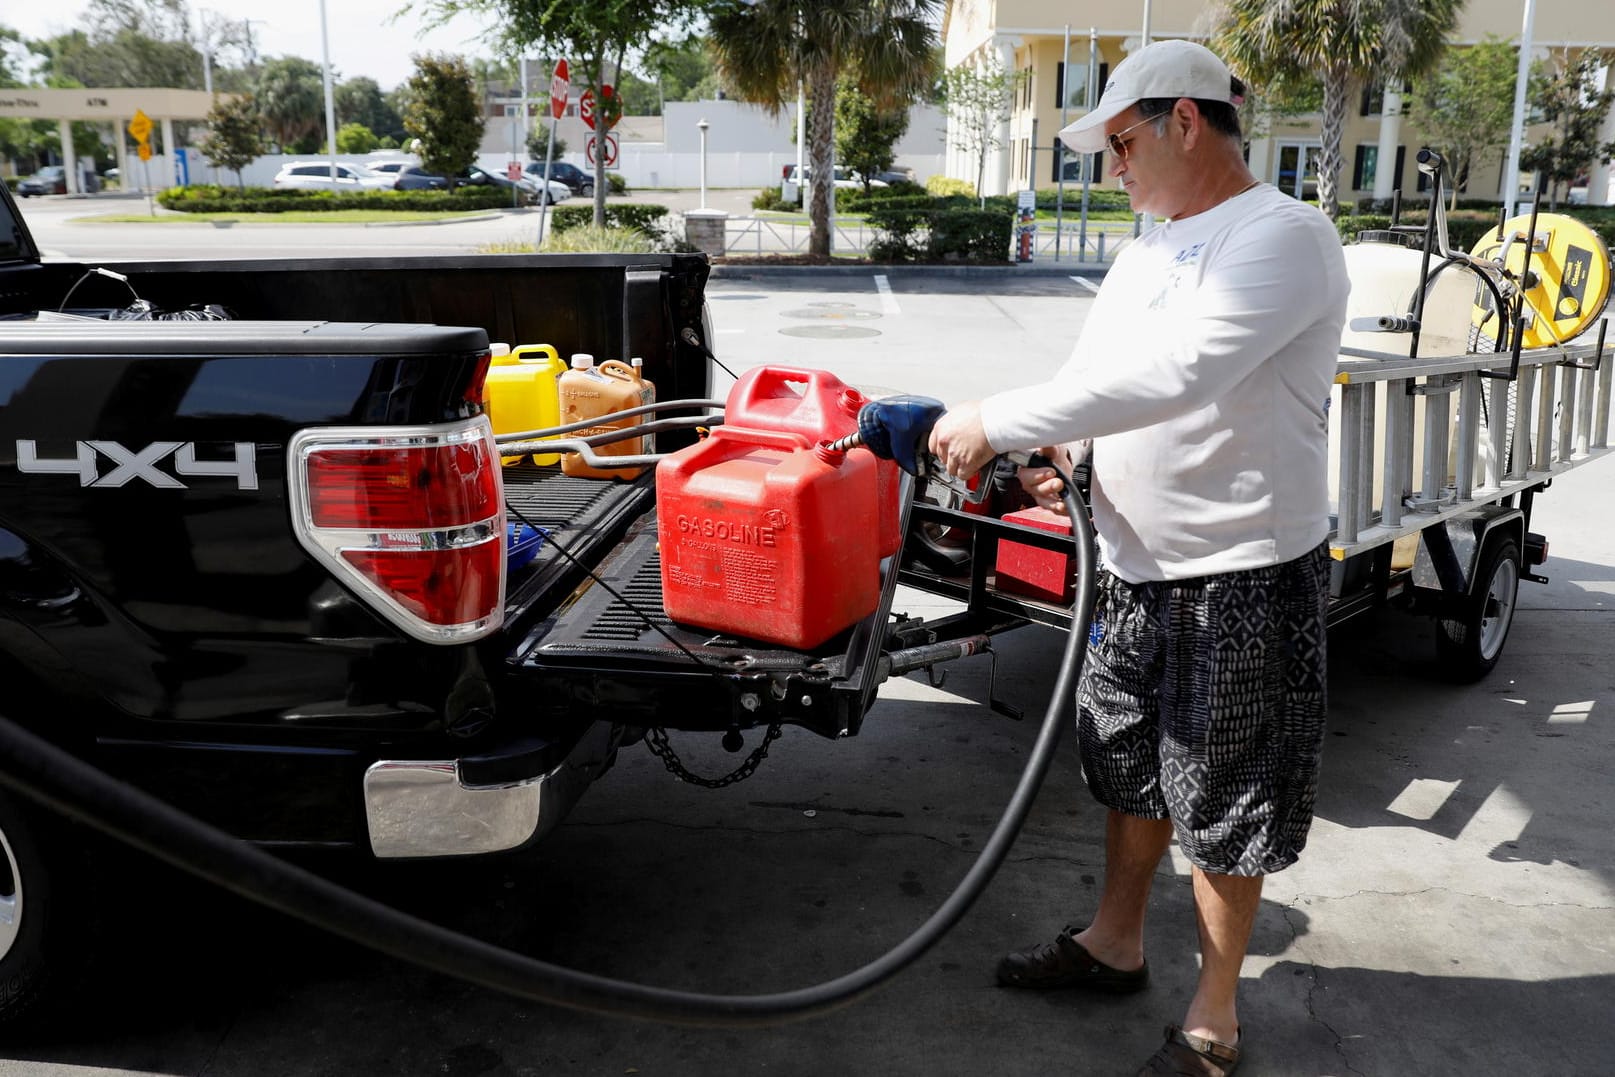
[15,440,259,490]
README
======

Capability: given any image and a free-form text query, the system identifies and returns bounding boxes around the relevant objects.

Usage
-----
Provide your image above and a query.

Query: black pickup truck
[0,184,1062,1024]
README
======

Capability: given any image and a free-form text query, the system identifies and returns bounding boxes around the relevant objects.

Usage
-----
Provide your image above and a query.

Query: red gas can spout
[814,441,847,467]
[837,388,866,417]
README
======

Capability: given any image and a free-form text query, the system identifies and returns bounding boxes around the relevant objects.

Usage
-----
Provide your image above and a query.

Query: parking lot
[2,213,1613,1076]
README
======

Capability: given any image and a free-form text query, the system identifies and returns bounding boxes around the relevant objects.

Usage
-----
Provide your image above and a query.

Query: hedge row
[154,184,511,213]
[549,203,670,234]
[867,207,1015,264]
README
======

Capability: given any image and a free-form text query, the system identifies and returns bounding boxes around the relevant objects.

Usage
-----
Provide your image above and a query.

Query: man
[928,39,1349,1077]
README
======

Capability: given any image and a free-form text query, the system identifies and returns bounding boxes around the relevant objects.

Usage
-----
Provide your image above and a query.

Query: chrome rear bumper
[362,724,611,858]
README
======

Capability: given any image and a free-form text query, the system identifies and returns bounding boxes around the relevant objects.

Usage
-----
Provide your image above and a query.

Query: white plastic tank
[1328,233,1483,520]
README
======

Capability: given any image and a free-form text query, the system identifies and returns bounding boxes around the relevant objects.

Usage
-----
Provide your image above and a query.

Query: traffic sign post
[550,59,569,120]
[538,58,570,247]
[586,134,619,168]
[129,109,155,214]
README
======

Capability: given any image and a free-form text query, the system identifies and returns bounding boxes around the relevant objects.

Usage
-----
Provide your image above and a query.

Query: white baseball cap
[1058,40,1241,153]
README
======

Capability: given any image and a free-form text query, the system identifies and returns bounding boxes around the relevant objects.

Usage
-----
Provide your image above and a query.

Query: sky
[5,0,509,90]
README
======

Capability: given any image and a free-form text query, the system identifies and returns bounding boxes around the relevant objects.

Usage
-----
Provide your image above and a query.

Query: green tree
[834,72,908,189]
[403,53,483,182]
[616,68,661,116]
[406,0,706,227]
[642,36,720,102]
[940,58,1022,205]
[1211,0,1461,219]
[525,121,567,160]
[1520,47,1615,209]
[336,76,405,143]
[1408,37,1518,209]
[336,121,380,154]
[256,56,326,153]
[709,0,940,257]
[1235,73,1323,143]
[198,91,264,189]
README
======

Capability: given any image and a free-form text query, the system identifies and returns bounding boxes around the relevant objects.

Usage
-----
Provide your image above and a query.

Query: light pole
[697,118,710,209]
[198,9,214,94]
[317,0,338,183]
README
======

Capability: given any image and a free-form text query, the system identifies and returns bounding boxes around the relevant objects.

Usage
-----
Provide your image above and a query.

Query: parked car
[272,162,396,192]
[872,168,918,186]
[16,166,67,197]
[368,161,449,190]
[782,165,888,190]
[525,160,596,197]
[459,166,568,206]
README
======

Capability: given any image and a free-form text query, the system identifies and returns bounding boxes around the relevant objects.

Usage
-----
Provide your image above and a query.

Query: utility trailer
[889,196,1614,685]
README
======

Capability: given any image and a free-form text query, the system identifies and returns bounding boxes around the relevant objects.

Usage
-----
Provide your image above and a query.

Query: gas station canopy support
[0,87,223,195]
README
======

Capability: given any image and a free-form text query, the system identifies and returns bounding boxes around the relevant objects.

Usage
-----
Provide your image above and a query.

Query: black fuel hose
[0,472,1097,1028]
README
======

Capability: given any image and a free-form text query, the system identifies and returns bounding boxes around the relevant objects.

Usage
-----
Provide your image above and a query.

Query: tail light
[288,418,505,643]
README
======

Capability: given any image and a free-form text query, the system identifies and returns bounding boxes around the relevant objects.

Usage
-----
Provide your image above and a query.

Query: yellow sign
[129,109,152,144]
[137,142,152,162]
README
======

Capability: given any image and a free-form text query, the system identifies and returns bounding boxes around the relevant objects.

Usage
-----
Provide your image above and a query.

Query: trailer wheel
[0,790,53,1030]
[1435,534,1520,682]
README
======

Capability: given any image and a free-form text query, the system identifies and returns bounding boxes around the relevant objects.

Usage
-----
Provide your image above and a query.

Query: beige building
[941,0,1615,207]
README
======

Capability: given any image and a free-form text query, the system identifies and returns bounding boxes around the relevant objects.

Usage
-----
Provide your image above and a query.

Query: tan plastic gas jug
[558,355,655,480]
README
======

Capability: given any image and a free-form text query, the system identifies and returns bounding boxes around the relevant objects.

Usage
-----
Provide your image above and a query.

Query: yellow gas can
[484,343,567,466]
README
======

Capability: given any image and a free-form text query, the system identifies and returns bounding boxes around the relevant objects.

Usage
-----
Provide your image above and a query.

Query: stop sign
[550,59,569,121]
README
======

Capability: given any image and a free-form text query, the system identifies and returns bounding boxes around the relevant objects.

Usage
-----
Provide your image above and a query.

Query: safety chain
[644,724,783,788]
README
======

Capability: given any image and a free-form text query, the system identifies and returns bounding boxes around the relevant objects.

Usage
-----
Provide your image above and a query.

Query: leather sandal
[1136,1025,1241,1076]
[994,924,1149,992]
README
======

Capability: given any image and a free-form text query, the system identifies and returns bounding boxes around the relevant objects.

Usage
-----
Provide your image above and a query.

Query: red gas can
[655,426,880,649]
[723,366,902,556]
[995,506,1076,604]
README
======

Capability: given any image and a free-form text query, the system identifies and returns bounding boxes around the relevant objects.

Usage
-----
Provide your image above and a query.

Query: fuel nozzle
[826,394,948,478]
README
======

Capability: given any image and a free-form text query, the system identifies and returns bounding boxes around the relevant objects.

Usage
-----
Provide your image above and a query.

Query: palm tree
[256,56,327,154]
[709,0,939,258]
[1210,0,1460,219]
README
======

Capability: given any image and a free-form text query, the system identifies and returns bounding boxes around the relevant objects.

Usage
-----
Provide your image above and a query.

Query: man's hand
[927,401,997,481]
[1018,445,1071,516]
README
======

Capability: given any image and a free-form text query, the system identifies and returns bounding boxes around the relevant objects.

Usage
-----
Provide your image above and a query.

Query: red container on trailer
[655,426,880,649]
[995,506,1076,604]
[723,365,902,556]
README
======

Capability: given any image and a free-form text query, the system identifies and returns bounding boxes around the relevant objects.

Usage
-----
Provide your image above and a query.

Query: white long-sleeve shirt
[979,184,1349,583]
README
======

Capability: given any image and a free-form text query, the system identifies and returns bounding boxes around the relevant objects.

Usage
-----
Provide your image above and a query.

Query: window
[1360,85,1384,116]
[1056,61,1109,112]
[1054,143,1102,184]
[1353,145,1378,190]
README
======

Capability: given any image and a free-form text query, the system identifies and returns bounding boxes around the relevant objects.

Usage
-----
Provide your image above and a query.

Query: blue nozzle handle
[855,394,948,477]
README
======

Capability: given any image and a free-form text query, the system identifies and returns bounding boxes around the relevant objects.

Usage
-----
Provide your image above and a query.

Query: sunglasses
[1107,114,1160,160]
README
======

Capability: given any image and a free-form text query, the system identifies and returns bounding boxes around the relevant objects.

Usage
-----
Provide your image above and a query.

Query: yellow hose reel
[1470,213,1612,349]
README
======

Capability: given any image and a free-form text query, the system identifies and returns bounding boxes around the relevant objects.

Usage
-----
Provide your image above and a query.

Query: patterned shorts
[1077,543,1330,876]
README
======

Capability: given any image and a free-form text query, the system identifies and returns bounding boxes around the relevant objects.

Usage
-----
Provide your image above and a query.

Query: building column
[1588,61,1615,206]
[113,122,129,190]
[1372,82,1403,204]
[1246,134,1273,186]
[57,119,80,195]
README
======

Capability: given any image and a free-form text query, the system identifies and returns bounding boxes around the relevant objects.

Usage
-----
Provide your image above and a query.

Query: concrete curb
[363,212,505,228]
[709,261,1108,280]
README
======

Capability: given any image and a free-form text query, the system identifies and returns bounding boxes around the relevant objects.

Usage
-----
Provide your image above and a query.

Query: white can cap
[570,353,594,369]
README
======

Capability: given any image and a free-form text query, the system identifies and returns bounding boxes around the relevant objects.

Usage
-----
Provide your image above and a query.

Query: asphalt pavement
[1,196,1613,1076]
